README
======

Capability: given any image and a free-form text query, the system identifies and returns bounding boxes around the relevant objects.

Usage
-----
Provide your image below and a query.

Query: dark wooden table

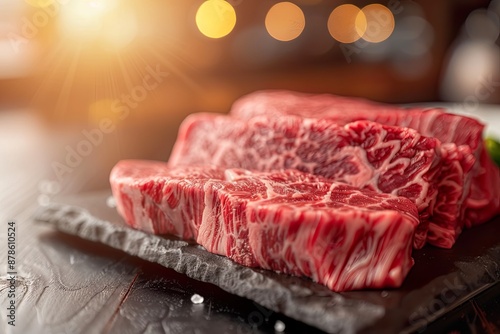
[1,111,500,334]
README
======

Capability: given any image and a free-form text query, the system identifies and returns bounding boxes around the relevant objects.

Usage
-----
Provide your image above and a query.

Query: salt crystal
[37,194,50,206]
[191,293,204,304]
[106,196,116,208]
[274,320,285,332]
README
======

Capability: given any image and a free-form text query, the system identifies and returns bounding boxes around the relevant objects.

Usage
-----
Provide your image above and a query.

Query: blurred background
[0,0,499,201]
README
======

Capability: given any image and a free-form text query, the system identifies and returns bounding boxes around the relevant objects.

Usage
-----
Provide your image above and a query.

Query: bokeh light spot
[196,0,237,39]
[360,4,395,43]
[328,4,366,43]
[265,2,305,42]
[465,9,500,42]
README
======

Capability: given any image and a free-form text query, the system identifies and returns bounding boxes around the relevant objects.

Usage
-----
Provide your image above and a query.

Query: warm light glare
[58,0,138,49]
[59,0,119,39]
[328,5,366,43]
[195,0,237,39]
[25,0,56,8]
[89,99,119,126]
[102,8,138,49]
[360,4,395,43]
[265,2,305,42]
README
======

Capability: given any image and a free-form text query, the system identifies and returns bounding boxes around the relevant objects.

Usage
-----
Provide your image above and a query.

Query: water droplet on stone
[191,293,204,304]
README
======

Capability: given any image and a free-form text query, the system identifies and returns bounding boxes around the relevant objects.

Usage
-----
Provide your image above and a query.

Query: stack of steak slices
[228,90,500,248]
[168,114,441,249]
[111,160,419,291]
[110,90,500,292]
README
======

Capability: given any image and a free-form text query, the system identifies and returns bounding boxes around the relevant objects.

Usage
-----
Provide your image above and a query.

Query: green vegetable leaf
[485,137,500,167]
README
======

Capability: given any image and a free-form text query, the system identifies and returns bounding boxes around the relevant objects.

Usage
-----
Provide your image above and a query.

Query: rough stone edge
[34,203,385,334]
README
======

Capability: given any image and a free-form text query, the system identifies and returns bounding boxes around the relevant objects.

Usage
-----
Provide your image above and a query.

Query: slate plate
[35,192,500,333]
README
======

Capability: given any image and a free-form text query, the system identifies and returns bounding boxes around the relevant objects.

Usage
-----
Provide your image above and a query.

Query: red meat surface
[168,115,441,249]
[110,160,419,291]
[230,90,498,248]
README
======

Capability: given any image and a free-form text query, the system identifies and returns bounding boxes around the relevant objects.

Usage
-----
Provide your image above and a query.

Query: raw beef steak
[230,90,498,248]
[110,160,225,240]
[168,115,441,249]
[110,160,419,291]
